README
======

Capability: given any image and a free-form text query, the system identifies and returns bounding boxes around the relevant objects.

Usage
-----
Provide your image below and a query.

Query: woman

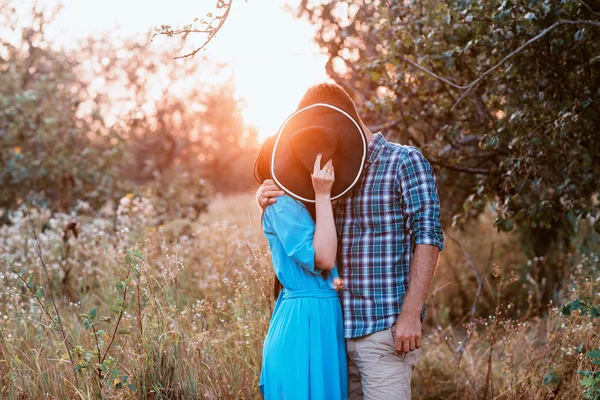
[255,142,347,399]
[255,104,368,400]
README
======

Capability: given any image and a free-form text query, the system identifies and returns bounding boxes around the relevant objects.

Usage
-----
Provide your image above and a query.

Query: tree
[0,2,125,212]
[0,0,258,217]
[297,0,600,305]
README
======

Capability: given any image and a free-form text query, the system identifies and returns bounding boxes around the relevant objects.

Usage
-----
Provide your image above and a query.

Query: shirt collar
[367,132,386,164]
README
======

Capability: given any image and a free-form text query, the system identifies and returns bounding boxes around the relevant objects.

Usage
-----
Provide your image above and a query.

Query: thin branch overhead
[153,0,233,59]
[401,19,600,110]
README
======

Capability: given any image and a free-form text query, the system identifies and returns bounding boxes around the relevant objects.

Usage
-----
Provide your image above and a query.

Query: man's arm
[394,149,444,353]
[256,179,285,211]
[395,244,439,352]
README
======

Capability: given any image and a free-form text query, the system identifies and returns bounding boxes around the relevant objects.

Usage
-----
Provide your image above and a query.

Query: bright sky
[44,0,329,141]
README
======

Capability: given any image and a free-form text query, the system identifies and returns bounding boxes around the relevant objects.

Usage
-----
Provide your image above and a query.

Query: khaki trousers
[346,324,420,400]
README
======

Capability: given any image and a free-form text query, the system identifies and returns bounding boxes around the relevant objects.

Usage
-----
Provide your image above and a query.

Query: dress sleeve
[263,196,321,274]
[397,148,444,250]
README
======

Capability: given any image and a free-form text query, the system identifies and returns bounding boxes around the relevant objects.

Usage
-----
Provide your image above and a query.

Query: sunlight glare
[48,0,328,142]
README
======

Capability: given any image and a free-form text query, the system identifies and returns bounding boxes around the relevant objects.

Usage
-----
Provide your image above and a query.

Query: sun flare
[50,0,328,143]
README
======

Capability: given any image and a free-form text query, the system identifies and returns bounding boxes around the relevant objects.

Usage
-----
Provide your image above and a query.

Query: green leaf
[543,370,559,386]
[127,383,136,391]
[591,307,600,318]
[89,307,97,320]
[18,268,25,276]
[580,375,596,387]
[587,349,600,359]
[370,71,381,82]
[561,305,571,316]
[480,135,500,150]
[574,28,585,41]
[26,274,34,289]
[34,287,44,299]
[570,299,582,311]
[118,329,131,335]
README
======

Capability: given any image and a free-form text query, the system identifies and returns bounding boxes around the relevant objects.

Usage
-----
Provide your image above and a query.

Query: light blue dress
[259,195,348,400]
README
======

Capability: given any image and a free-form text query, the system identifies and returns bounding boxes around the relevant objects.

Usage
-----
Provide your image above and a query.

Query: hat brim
[271,103,367,203]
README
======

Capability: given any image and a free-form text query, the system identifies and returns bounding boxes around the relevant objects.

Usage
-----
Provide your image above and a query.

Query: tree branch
[154,0,233,59]
[428,159,491,174]
[400,20,600,109]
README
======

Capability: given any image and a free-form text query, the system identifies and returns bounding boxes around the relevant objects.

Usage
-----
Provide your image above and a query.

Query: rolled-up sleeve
[398,148,444,250]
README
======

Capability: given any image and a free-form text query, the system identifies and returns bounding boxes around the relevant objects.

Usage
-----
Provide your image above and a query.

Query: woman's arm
[311,154,337,270]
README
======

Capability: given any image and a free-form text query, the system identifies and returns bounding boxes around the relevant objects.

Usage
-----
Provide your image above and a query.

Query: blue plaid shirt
[334,133,444,339]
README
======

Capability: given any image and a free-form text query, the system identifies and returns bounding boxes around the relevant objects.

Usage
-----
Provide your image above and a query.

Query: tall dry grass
[0,193,598,399]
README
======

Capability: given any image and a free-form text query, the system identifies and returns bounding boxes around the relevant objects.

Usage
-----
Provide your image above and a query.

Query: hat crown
[271,103,367,203]
[289,126,339,171]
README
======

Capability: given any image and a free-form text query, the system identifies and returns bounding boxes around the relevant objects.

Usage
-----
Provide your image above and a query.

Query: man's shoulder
[381,140,425,165]
[384,139,420,155]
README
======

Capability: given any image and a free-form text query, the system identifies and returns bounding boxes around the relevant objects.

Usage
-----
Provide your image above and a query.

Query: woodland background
[1,0,599,398]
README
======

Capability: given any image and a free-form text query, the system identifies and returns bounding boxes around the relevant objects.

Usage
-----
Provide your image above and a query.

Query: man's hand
[256,179,285,210]
[394,313,422,353]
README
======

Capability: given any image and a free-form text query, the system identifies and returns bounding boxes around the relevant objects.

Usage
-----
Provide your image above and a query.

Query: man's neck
[361,124,375,143]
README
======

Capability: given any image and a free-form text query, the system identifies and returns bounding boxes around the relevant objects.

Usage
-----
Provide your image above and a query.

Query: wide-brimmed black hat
[271,103,367,203]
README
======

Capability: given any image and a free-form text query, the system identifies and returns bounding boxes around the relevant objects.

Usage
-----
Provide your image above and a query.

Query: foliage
[563,292,600,399]
[78,32,259,194]
[11,249,139,395]
[0,3,126,212]
[296,0,600,303]
[0,1,259,217]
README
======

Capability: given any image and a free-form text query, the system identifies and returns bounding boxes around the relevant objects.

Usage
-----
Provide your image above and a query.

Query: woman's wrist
[314,192,331,201]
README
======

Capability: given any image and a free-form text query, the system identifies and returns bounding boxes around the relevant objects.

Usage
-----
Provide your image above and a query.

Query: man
[257,83,444,399]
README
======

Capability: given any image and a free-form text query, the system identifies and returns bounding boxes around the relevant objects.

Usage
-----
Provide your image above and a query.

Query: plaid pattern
[335,133,444,339]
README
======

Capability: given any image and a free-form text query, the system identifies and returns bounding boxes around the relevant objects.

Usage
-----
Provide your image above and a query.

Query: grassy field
[0,193,598,399]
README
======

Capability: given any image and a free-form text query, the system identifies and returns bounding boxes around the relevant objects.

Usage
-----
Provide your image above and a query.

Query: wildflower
[13,147,21,154]
[126,193,134,199]
[332,278,344,290]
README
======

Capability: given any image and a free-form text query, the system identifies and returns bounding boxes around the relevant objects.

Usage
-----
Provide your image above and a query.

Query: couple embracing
[254,83,444,400]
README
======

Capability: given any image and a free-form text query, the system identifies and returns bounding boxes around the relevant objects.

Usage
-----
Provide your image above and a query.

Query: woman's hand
[311,153,335,197]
